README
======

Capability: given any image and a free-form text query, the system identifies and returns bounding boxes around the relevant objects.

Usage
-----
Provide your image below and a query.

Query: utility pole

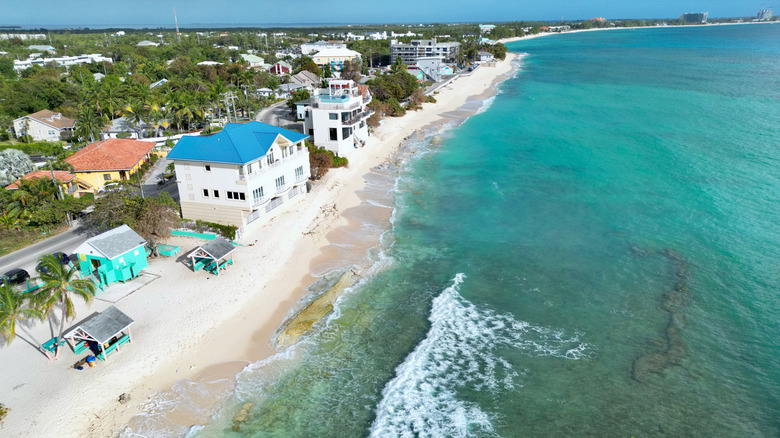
[47,157,71,226]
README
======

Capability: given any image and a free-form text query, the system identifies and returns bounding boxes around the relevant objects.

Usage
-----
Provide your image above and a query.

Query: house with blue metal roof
[167,121,311,227]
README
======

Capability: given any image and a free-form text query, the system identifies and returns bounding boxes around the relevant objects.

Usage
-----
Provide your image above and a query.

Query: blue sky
[1,0,769,27]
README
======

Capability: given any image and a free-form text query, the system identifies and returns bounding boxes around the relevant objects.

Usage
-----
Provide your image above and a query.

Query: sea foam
[369,273,593,437]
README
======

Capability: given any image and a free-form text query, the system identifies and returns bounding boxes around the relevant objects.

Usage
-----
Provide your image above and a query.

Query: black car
[36,252,72,273]
[0,268,31,287]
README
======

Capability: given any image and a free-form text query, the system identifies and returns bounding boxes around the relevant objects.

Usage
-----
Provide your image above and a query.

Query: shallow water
[129,24,780,438]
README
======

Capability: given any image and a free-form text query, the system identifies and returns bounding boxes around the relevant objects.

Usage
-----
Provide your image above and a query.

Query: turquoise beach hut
[74,225,149,288]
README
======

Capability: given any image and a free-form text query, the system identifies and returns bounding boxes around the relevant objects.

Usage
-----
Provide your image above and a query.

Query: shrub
[0,403,8,425]
[307,142,348,179]
[116,132,132,139]
[194,220,237,240]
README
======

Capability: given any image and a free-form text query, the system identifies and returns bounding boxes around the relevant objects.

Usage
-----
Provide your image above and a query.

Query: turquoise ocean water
[142,24,780,437]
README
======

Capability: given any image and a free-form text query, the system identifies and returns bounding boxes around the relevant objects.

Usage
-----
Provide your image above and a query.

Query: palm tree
[33,254,97,358]
[0,211,23,230]
[0,285,51,359]
[75,105,106,143]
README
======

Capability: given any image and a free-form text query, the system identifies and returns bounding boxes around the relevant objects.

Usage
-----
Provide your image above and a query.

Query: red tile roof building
[65,138,156,193]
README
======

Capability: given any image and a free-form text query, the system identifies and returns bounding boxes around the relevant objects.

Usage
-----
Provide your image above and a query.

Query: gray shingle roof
[199,236,235,260]
[76,306,134,344]
[75,225,147,260]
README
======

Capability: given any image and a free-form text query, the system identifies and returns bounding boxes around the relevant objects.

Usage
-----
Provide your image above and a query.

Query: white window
[295,166,304,178]
[252,186,264,201]
[275,175,285,188]
[267,151,275,165]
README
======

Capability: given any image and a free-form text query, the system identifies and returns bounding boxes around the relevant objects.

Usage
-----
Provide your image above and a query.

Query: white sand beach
[0,53,518,438]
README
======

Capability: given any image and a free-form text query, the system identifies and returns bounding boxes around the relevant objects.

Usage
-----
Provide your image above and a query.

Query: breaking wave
[369,273,594,437]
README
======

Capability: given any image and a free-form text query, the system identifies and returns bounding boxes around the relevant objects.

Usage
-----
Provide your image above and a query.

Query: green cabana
[187,236,235,276]
[74,225,149,289]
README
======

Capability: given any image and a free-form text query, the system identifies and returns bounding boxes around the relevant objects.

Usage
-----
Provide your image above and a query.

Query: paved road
[0,226,88,276]
[255,101,303,132]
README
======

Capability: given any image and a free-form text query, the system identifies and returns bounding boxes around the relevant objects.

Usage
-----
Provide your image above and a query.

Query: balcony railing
[252,195,269,207]
[295,173,308,183]
[236,153,308,183]
[275,183,289,194]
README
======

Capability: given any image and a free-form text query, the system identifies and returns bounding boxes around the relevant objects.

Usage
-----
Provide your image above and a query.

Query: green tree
[0,285,50,359]
[33,254,97,358]
[287,89,310,113]
[0,59,15,80]
[85,192,180,257]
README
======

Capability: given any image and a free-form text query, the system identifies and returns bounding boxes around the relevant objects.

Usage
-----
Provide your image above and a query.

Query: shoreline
[498,19,775,44]
[0,53,520,438]
[119,54,522,436]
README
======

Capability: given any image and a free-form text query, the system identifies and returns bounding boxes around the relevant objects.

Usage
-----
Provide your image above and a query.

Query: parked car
[0,268,31,287]
[98,182,122,193]
[36,252,72,273]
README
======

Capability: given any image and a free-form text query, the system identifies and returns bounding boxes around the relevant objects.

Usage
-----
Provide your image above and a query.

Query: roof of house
[65,138,155,172]
[17,110,76,130]
[65,305,134,345]
[272,61,292,69]
[28,45,55,51]
[478,50,494,56]
[279,83,304,92]
[167,121,308,165]
[74,225,147,260]
[5,170,77,189]
[197,236,235,260]
[291,70,319,85]
[311,48,361,58]
[241,54,264,64]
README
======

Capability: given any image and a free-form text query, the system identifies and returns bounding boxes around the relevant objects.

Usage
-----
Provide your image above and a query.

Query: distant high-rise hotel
[681,12,708,23]
[390,38,461,65]
[757,9,773,21]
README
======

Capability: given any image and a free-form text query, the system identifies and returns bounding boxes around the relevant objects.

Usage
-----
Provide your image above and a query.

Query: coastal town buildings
[756,9,773,21]
[12,53,112,72]
[300,41,346,55]
[12,110,75,142]
[290,70,321,91]
[269,61,292,75]
[681,12,708,23]
[0,33,46,40]
[241,54,265,68]
[478,50,495,63]
[390,38,461,65]
[415,56,447,82]
[300,79,373,158]
[310,48,362,72]
[5,170,90,198]
[64,138,156,195]
[167,121,311,228]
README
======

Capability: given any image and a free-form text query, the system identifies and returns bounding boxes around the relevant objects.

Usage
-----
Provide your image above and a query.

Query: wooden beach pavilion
[187,236,235,275]
[63,306,134,361]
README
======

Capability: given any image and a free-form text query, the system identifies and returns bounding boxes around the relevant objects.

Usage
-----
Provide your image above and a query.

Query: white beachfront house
[167,121,311,228]
[300,79,373,158]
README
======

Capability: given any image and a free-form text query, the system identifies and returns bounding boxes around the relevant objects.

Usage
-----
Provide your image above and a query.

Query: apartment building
[390,38,461,65]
